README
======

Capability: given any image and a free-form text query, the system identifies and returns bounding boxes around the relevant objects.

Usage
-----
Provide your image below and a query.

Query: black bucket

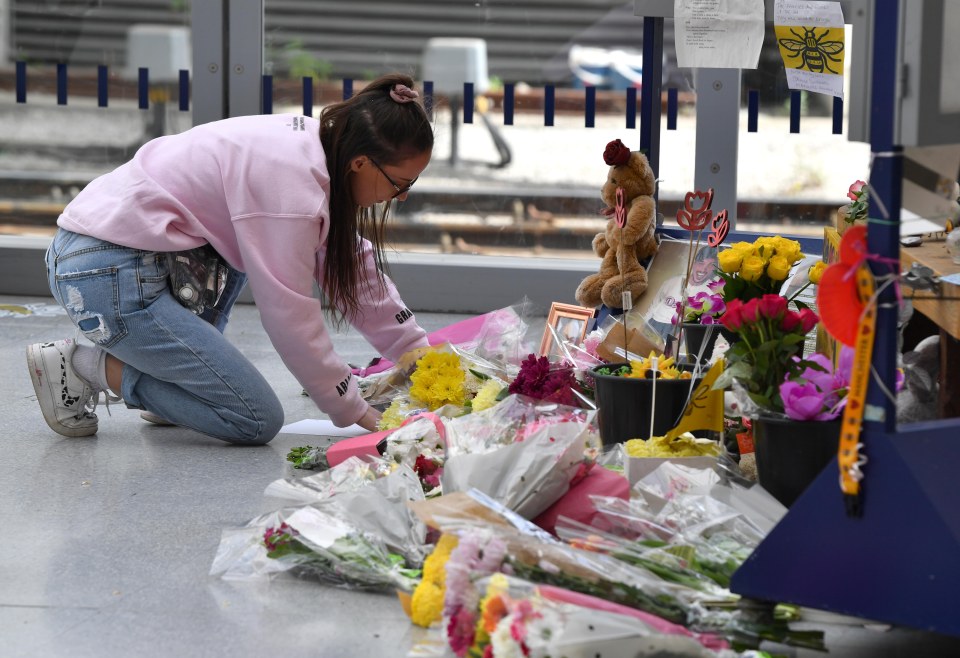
[752,415,842,507]
[591,363,702,446]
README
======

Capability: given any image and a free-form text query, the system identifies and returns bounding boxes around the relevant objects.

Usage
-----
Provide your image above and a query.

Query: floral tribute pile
[207,296,850,657]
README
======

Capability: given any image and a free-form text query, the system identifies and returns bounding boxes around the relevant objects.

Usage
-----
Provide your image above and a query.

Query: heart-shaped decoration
[848,399,861,411]
[816,262,863,347]
[615,186,627,228]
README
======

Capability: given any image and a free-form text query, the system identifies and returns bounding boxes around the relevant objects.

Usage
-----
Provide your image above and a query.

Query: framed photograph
[540,303,596,357]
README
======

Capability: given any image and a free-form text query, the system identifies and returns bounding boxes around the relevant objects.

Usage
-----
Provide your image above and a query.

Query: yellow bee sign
[774,0,846,98]
[776,26,845,74]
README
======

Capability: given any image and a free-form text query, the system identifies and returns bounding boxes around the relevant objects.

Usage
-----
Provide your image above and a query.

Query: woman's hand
[355,405,382,432]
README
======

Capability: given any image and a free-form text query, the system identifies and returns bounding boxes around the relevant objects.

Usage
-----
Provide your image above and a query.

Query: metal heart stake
[676,188,714,231]
[615,186,627,228]
[707,209,730,247]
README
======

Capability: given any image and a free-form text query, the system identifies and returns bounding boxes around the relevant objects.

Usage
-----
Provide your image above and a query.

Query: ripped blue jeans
[45,228,283,445]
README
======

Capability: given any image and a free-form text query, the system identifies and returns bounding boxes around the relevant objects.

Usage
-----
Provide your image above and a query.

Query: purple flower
[781,381,840,421]
[796,353,838,395]
[707,278,725,292]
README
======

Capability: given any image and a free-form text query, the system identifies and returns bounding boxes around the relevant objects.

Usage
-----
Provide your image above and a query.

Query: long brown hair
[319,73,433,326]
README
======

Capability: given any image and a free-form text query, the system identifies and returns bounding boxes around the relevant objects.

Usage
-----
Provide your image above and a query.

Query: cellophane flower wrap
[440,394,600,519]
[377,343,514,431]
[715,293,821,415]
[716,236,804,305]
[210,463,429,591]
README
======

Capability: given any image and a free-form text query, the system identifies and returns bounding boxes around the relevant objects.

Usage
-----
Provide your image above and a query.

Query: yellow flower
[410,581,445,627]
[730,241,756,255]
[410,534,459,627]
[808,260,827,285]
[410,351,466,410]
[739,255,765,282]
[718,249,743,273]
[624,352,690,379]
[754,237,779,261]
[379,398,415,430]
[472,379,504,412]
[773,237,803,265]
[766,255,791,281]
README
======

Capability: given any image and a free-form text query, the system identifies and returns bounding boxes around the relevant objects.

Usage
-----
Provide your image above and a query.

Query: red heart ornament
[816,262,863,347]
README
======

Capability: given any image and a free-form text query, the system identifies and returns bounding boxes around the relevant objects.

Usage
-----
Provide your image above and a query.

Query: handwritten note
[675,0,765,69]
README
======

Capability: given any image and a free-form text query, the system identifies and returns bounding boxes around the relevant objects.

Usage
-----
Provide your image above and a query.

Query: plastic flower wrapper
[265,454,393,505]
[375,343,514,430]
[440,395,600,519]
[409,493,717,631]
[211,464,429,590]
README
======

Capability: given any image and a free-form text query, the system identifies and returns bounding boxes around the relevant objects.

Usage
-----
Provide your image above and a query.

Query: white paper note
[279,418,367,437]
[675,0,766,69]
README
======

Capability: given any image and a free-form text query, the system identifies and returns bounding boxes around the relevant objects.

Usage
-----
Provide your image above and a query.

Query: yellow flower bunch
[624,432,720,457]
[718,235,805,301]
[410,533,459,627]
[378,398,418,431]
[471,378,505,413]
[623,352,692,380]
[409,351,467,410]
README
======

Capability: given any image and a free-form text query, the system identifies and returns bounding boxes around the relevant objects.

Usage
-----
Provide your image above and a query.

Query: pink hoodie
[58,114,428,426]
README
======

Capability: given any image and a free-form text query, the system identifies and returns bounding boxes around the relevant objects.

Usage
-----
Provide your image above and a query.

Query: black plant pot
[591,363,702,446]
[681,323,721,363]
[751,415,842,507]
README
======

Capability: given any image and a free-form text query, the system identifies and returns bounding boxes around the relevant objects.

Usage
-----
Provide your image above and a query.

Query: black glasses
[369,158,417,198]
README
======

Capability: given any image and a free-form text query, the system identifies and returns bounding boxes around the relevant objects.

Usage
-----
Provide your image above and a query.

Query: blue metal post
[639,16,664,182]
[866,0,902,430]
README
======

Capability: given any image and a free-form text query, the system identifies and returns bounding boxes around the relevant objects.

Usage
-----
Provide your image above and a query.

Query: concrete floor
[4,293,960,657]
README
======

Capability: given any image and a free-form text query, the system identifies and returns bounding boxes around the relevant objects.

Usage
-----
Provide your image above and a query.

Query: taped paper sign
[675,0,765,69]
[774,0,846,98]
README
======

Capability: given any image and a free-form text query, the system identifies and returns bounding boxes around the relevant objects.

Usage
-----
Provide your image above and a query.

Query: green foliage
[284,40,332,82]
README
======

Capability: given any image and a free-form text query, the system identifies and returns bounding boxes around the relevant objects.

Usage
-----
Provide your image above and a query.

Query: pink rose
[781,309,802,332]
[740,298,761,324]
[781,380,839,421]
[848,180,866,201]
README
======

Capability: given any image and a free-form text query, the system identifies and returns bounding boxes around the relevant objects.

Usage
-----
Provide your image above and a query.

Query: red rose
[798,308,820,333]
[758,294,787,320]
[740,298,761,325]
[721,299,744,331]
[780,309,802,332]
[603,139,631,166]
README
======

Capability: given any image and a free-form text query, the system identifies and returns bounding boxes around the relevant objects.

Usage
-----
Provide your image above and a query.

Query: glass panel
[2,0,192,240]
[1,2,870,258]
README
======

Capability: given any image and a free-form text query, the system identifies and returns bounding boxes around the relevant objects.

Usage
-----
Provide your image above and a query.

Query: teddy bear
[575,139,659,309]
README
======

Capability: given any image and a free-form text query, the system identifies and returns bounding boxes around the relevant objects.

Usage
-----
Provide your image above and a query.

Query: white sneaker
[140,410,174,426]
[26,338,99,437]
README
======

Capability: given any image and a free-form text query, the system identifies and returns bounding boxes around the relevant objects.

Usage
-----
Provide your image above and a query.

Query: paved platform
[3,294,960,657]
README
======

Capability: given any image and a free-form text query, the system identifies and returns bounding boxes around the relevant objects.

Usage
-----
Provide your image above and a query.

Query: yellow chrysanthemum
[740,255,765,282]
[766,255,791,281]
[808,260,827,285]
[410,534,459,627]
[717,249,743,274]
[410,581,445,627]
[472,379,504,412]
[409,352,466,410]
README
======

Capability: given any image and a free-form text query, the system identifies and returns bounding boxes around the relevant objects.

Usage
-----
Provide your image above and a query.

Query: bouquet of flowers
[210,464,429,590]
[378,344,513,430]
[716,236,804,305]
[715,294,820,414]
